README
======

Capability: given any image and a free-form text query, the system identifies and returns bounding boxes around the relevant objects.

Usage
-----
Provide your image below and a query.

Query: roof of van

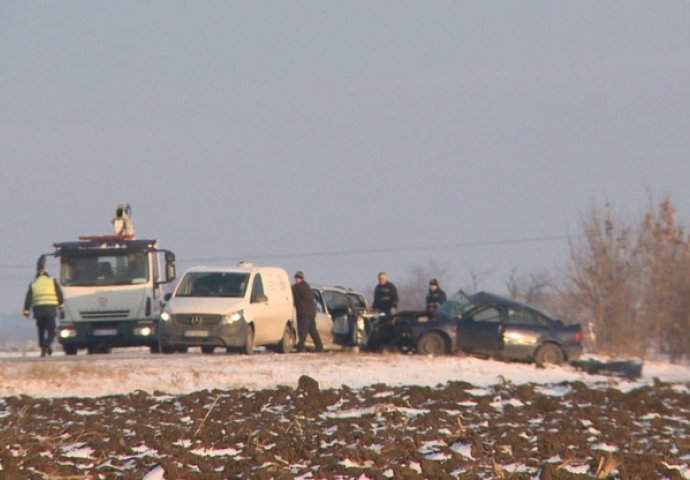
[183,265,287,275]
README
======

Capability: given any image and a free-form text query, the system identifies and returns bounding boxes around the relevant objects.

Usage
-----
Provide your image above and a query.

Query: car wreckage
[366,290,584,366]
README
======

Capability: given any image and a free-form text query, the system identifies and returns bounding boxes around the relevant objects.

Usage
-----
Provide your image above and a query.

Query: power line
[0,233,576,271]
[176,234,577,264]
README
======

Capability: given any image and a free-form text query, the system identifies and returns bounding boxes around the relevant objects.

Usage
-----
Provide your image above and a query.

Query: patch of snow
[664,462,690,480]
[490,397,525,410]
[322,404,429,420]
[466,387,492,397]
[142,465,165,480]
[672,384,690,394]
[535,385,572,397]
[373,391,394,398]
[339,458,372,468]
[593,443,619,452]
[62,443,94,459]
[562,464,590,474]
[190,447,239,457]
[409,461,422,473]
[449,442,474,459]
[502,463,538,474]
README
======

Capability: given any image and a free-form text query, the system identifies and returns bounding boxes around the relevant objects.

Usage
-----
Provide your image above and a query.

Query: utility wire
[177,234,577,264]
[0,233,577,270]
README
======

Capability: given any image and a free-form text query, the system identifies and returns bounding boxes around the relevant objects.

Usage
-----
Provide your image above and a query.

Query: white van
[157,263,296,354]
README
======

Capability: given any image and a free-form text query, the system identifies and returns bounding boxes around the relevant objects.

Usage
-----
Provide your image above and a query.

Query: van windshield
[175,272,250,298]
[60,253,149,286]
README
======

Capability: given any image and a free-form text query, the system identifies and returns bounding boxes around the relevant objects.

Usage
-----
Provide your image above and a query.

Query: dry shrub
[566,196,690,360]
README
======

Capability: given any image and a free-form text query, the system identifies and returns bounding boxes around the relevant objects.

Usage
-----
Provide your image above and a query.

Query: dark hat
[429,278,438,286]
[294,271,304,279]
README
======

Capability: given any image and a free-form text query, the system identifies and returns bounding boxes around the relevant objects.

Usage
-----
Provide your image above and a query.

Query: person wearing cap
[23,257,64,357]
[373,272,398,315]
[425,278,447,316]
[291,271,323,353]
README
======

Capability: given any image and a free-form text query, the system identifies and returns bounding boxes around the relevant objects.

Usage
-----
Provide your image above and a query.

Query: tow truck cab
[53,238,176,354]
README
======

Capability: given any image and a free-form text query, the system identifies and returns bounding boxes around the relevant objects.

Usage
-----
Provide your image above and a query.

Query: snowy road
[1,349,689,398]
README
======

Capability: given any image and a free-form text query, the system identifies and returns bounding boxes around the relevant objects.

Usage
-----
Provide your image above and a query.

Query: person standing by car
[373,272,398,315]
[292,271,323,353]
[23,257,64,357]
[425,278,447,315]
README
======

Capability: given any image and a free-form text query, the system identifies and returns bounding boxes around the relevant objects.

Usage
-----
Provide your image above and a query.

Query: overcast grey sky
[1,2,689,313]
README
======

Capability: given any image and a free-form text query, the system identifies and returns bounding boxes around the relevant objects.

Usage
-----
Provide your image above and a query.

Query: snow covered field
[1,350,688,398]
[2,351,689,479]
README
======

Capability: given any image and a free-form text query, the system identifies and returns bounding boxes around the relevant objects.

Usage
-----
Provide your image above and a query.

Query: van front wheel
[243,327,255,355]
[277,324,295,354]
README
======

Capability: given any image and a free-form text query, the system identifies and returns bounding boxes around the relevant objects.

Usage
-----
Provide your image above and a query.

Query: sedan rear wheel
[534,343,565,367]
[416,332,448,355]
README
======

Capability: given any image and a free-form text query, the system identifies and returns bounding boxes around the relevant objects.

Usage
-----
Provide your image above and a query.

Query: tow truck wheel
[277,324,295,354]
[161,345,175,354]
[176,346,188,353]
[201,345,215,354]
[150,343,160,354]
[416,332,448,355]
[64,346,78,355]
[534,344,565,367]
[242,327,255,355]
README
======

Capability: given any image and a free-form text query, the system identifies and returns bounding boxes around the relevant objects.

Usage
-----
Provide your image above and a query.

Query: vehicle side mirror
[253,295,268,304]
[165,251,176,263]
[164,293,172,302]
[165,263,176,283]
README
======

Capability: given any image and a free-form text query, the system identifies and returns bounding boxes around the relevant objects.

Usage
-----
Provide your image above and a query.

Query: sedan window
[507,308,547,326]
[472,307,501,324]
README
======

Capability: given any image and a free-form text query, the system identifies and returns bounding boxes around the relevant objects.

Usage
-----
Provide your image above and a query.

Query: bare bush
[566,196,690,360]
[505,267,555,305]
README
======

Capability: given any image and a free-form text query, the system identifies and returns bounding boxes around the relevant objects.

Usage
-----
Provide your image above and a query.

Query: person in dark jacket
[373,272,398,315]
[425,278,447,315]
[23,257,64,357]
[292,271,323,353]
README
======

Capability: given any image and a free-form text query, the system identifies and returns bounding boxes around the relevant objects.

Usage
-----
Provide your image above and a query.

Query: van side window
[250,274,265,302]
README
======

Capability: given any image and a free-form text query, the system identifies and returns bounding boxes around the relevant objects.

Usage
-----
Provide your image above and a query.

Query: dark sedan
[407,291,583,366]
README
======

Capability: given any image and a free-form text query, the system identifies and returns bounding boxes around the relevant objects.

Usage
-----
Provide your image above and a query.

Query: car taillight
[575,331,582,343]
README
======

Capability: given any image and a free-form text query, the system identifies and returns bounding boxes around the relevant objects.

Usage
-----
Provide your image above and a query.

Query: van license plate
[94,329,117,336]
[185,330,208,337]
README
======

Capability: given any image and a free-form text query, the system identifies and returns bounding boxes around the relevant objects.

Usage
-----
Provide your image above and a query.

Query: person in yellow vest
[23,257,64,357]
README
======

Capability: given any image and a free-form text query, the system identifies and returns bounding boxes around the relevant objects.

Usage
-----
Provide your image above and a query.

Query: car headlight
[59,328,77,339]
[223,310,243,324]
[160,311,171,322]
[135,326,153,336]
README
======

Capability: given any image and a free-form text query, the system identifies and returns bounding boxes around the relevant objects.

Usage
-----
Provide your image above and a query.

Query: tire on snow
[416,332,448,355]
[534,343,565,367]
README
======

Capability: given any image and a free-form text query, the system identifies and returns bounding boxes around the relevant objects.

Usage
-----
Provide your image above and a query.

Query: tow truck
[41,204,176,354]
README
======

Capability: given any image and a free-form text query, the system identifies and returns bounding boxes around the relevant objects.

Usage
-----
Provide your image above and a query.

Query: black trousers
[33,306,57,352]
[297,311,323,352]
